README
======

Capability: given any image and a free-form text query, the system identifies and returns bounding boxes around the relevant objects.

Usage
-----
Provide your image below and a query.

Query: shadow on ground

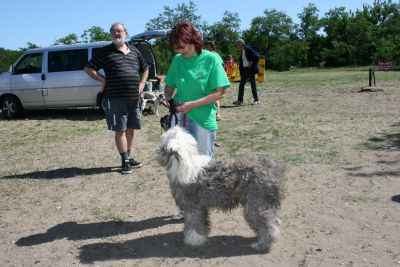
[2,166,117,179]
[78,233,260,263]
[15,216,260,262]
[349,122,400,178]
[345,160,400,178]
[10,108,104,121]
[16,216,181,246]
[363,122,400,150]
[392,194,400,203]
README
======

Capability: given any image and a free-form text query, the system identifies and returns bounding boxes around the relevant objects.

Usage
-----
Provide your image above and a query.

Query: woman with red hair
[163,22,230,220]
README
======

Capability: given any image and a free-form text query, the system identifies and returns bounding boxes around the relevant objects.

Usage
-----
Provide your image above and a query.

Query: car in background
[0,30,168,119]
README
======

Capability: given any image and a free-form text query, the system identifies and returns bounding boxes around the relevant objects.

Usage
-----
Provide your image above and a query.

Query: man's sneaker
[121,160,132,174]
[233,101,243,106]
[251,101,260,105]
[172,210,184,220]
[129,158,142,169]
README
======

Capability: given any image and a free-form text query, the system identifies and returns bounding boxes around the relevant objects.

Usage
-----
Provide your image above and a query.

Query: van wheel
[1,96,23,119]
[96,92,104,113]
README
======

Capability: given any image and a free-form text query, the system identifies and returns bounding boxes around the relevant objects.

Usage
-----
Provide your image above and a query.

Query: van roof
[129,30,169,41]
[26,41,112,53]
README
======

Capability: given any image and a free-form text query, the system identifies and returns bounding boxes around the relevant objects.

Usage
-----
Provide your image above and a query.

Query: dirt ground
[1,70,399,266]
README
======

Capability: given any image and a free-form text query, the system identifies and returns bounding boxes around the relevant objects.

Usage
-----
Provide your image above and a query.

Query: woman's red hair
[170,22,203,55]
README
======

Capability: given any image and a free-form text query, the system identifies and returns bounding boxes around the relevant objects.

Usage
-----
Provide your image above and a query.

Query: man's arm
[84,67,106,92]
[138,69,149,93]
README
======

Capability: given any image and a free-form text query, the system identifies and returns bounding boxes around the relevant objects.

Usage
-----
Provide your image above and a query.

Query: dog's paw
[184,230,207,246]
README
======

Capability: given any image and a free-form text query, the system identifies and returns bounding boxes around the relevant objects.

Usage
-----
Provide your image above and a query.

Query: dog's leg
[140,93,148,115]
[154,98,160,116]
[243,204,280,253]
[183,208,209,246]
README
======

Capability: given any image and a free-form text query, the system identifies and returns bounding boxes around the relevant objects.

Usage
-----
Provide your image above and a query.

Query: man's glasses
[111,29,125,34]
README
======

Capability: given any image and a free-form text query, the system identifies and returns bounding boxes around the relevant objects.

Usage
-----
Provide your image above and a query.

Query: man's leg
[115,130,128,153]
[249,72,259,102]
[125,99,143,169]
[238,77,246,103]
[126,128,134,151]
[125,128,142,168]
[115,130,132,174]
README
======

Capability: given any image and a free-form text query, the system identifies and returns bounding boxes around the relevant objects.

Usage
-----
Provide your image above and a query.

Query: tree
[298,3,321,40]
[145,1,207,74]
[145,1,205,32]
[320,7,353,66]
[346,7,375,65]
[81,26,111,43]
[53,33,80,45]
[0,48,22,72]
[297,3,325,66]
[203,11,241,59]
[370,0,400,62]
[243,9,298,70]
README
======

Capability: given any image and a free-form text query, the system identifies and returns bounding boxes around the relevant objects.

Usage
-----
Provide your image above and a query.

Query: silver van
[0,32,163,119]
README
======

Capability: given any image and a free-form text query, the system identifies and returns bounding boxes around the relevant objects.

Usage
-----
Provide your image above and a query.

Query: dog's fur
[140,91,162,115]
[156,126,285,252]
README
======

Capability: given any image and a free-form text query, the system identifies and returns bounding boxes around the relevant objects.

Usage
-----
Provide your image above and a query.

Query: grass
[0,67,399,266]
[0,67,399,173]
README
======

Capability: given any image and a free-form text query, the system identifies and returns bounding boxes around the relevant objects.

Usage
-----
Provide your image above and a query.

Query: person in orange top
[224,54,235,74]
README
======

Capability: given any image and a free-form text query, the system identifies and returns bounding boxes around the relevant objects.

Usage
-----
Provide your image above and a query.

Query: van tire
[1,95,23,119]
[96,92,104,113]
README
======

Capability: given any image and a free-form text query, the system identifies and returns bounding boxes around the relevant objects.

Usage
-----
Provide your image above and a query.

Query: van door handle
[41,74,46,80]
[41,89,48,96]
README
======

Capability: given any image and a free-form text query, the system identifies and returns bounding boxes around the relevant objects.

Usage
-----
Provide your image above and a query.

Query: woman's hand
[176,102,194,113]
[176,87,225,113]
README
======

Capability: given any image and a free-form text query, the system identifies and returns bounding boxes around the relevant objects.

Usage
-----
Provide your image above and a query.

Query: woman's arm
[164,85,175,101]
[176,87,226,113]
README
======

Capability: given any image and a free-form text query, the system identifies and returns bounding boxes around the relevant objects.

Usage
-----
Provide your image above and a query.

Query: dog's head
[160,115,171,132]
[156,126,211,184]
[157,126,198,166]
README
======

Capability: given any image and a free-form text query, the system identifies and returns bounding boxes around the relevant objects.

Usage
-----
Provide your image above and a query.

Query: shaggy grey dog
[156,126,285,252]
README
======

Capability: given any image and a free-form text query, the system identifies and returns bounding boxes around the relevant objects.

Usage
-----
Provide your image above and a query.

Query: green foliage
[53,33,80,45]
[145,1,205,32]
[203,11,241,59]
[54,26,110,45]
[81,26,111,42]
[0,48,23,72]
[144,1,207,74]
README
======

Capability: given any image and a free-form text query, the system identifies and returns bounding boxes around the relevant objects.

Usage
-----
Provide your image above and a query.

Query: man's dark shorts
[102,97,141,132]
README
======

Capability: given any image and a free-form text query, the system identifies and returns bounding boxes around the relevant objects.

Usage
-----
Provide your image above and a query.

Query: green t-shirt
[165,49,230,130]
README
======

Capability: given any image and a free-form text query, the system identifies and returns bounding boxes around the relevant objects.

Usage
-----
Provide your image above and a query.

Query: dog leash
[168,99,179,128]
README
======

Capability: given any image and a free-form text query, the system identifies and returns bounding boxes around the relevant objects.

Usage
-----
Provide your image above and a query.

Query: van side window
[92,48,101,57]
[13,53,43,75]
[48,49,88,72]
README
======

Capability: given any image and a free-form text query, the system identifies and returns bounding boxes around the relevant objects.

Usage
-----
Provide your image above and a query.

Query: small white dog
[157,126,285,252]
[140,91,162,115]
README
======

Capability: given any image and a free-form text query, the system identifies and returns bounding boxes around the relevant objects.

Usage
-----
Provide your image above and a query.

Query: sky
[1,0,378,50]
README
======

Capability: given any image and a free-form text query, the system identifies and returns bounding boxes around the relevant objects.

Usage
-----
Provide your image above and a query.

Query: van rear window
[48,49,88,72]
